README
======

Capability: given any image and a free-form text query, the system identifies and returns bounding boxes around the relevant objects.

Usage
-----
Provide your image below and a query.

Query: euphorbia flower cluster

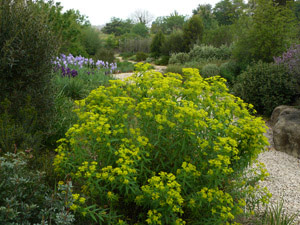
[54,63,270,224]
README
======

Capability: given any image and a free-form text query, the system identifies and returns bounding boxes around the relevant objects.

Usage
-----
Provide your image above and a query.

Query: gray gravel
[255,123,300,224]
[113,72,133,80]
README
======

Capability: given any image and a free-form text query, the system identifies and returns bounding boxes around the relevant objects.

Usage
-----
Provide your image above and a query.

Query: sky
[54,0,220,26]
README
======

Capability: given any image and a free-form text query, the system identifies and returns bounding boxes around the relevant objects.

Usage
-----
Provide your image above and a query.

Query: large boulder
[271,105,300,158]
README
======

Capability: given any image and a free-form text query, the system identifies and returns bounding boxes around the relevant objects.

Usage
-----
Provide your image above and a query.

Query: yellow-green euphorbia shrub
[54,63,270,224]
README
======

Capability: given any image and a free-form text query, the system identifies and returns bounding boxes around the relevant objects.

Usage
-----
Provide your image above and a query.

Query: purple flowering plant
[274,44,300,81]
[52,54,117,100]
[52,54,117,78]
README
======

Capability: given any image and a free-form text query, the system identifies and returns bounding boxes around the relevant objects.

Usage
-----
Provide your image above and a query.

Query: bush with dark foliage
[233,61,297,116]
[0,0,59,151]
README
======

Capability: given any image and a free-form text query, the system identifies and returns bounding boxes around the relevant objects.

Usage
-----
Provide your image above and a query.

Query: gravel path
[113,72,134,80]
[114,55,167,80]
[113,65,167,80]
[257,123,300,224]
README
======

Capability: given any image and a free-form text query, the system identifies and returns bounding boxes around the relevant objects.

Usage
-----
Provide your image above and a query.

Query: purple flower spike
[71,69,78,77]
[274,44,300,80]
[61,66,66,77]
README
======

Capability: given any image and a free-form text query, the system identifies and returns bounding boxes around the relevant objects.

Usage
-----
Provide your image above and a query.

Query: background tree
[103,34,118,49]
[163,11,186,34]
[131,22,149,37]
[294,0,300,19]
[150,31,165,58]
[80,26,102,56]
[151,12,186,34]
[193,4,218,30]
[150,17,165,34]
[233,0,297,66]
[182,15,204,52]
[32,0,91,56]
[213,0,246,25]
[273,0,290,5]
[293,0,300,37]
[131,9,154,26]
[102,17,133,36]
[161,29,186,55]
[203,25,234,47]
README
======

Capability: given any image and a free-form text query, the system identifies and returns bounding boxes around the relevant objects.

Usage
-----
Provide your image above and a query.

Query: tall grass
[260,200,298,225]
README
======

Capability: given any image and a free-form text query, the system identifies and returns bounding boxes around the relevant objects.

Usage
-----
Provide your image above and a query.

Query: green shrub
[95,48,115,63]
[155,55,170,65]
[200,63,220,78]
[145,57,154,64]
[168,45,231,68]
[150,31,165,58]
[81,26,102,56]
[128,55,137,61]
[169,52,190,64]
[0,152,75,224]
[189,44,232,61]
[119,52,135,59]
[165,64,184,75]
[166,61,207,75]
[136,52,148,61]
[0,98,43,154]
[183,61,204,71]
[119,37,151,53]
[57,77,88,100]
[104,34,119,49]
[0,0,58,135]
[233,61,297,116]
[203,25,234,47]
[116,61,135,73]
[161,29,186,55]
[53,69,113,100]
[220,60,240,85]
[46,95,78,148]
[54,64,270,224]
[219,45,233,59]
[186,59,227,72]
[167,61,207,75]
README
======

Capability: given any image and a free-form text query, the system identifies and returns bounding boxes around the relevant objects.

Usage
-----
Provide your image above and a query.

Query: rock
[270,105,299,127]
[271,105,300,158]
